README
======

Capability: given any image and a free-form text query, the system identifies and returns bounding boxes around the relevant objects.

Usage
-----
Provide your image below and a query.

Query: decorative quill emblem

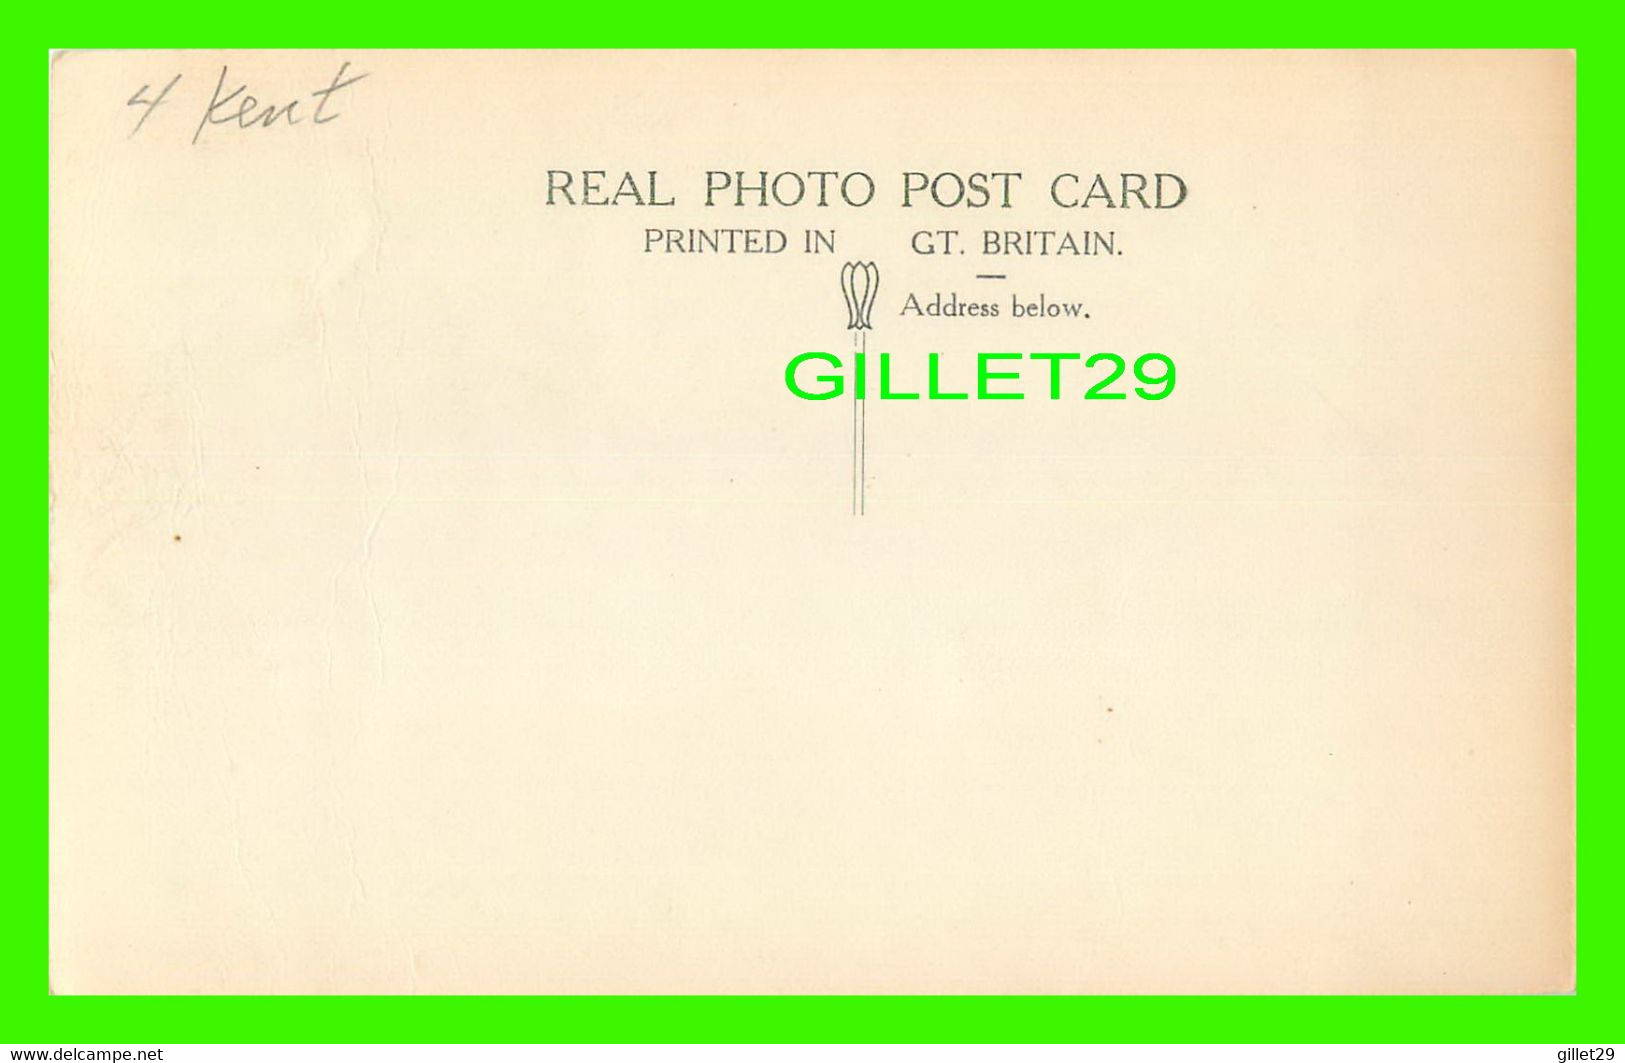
[840,261,879,514]
[840,260,879,331]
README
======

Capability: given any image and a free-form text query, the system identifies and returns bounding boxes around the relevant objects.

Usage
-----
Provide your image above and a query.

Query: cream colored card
[48,49,1575,994]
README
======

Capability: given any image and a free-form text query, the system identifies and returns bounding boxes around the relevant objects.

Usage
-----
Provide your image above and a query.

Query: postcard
[48,49,1575,993]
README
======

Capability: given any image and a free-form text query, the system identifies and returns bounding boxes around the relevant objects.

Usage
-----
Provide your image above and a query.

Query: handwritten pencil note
[124,61,369,143]
[49,49,1575,994]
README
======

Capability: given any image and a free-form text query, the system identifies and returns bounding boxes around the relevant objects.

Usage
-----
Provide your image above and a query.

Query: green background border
[16,16,1608,1042]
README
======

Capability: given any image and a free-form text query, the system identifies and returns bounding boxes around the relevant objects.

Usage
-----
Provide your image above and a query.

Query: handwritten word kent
[124,63,368,145]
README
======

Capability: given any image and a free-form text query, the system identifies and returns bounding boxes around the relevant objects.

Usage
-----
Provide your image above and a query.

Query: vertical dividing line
[851,330,859,516]
[859,331,867,515]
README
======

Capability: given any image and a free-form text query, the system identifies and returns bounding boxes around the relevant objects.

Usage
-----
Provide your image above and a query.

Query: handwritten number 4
[127,74,181,137]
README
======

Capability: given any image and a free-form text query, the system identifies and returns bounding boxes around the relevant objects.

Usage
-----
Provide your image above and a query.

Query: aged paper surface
[48,50,1575,994]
